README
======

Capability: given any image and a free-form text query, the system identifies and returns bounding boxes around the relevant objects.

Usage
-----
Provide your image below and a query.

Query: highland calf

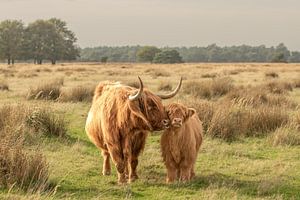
[161,103,203,183]
[85,77,182,184]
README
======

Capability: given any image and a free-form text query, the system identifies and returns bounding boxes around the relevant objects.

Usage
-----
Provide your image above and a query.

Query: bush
[27,78,64,100]
[269,124,300,146]
[152,50,183,64]
[183,77,234,99]
[59,85,94,102]
[26,108,67,137]
[201,73,217,78]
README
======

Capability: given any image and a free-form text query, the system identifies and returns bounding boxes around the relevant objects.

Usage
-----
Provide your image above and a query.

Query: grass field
[0,63,300,200]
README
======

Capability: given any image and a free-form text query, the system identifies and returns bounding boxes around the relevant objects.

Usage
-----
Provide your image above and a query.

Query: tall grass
[59,85,94,102]
[183,77,234,99]
[0,105,49,191]
[0,79,9,91]
[27,78,64,100]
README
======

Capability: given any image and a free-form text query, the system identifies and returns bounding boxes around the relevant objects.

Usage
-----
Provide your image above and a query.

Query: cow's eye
[148,106,152,110]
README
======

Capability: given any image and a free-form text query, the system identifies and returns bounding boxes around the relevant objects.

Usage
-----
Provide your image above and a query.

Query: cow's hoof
[102,170,111,176]
[128,175,139,183]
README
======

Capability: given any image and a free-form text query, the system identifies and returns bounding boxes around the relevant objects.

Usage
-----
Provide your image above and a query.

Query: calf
[161,103,203,183]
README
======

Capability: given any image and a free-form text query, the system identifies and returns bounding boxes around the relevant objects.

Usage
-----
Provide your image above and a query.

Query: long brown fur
[161,103,203,183]
[86,81,168,183]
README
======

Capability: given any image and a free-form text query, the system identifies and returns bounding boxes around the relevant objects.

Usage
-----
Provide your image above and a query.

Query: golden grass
[59,85,95,103]
[27,78,64,100]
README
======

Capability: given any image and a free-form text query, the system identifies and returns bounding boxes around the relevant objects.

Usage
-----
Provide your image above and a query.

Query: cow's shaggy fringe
[27,78,64,100]
[183,77,234,99]
[59,85,95,102]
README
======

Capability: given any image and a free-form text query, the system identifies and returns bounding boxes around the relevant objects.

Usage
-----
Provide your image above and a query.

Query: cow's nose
[173,118,182,124]
[162,119,170,126]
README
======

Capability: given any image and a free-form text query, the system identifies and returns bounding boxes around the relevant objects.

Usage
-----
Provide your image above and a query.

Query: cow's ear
[188,108,196,117]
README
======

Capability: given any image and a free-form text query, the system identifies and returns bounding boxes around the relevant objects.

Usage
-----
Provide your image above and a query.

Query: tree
[48,18,79,64]
[136,46,161,62]
[0,20,24,65]
[24,20,62,64]
[101,56,108,63]
[152,50,183,64]
[271,43,290,63]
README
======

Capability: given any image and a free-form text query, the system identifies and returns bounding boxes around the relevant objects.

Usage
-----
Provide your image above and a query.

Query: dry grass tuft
[227,86,296,108]
[294,79,300,88]
[0,80,9,91]
[206,103,289,141]
[157,81,172,91]
[27,78,64,100]
[125,80,140,88]
[145,68,170,78]
[269,124,300,146]
[201,73,218,78]
[26,108,67,137]
[0,105,49,191]
[59,85,95,102]
[265,71,279,78]
[263,81,293,94]
[183,77,234,99]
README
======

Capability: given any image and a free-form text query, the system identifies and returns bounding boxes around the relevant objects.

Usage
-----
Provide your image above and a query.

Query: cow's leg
[179,165,192,182]
[107,144,126,184]
[166,163,177,183]
[190,165,196,179]
[128,131,147,183]
[102,150,111,175]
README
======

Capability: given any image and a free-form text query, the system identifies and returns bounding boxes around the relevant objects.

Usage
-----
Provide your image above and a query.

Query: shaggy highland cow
[85,77,182,184]
[161,103,203,183]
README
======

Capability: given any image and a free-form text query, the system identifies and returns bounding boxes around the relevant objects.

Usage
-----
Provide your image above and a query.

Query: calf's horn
[129,76,144,101]
[157,77,182,99]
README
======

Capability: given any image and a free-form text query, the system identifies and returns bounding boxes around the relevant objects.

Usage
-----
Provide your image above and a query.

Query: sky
[0,0,299,50]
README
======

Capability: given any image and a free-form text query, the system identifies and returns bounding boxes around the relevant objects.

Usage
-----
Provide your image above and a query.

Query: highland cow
[86,77,182,184]
[161,103,203,183]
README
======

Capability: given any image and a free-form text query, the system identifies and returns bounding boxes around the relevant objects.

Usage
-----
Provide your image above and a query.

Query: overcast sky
[0,0,299,50]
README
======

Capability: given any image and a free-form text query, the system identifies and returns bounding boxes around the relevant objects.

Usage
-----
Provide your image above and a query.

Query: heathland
[0,63,300,200]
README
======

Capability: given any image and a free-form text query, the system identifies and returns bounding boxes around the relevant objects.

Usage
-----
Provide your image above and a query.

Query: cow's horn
[157,77,182,99]
[129,76,144,101]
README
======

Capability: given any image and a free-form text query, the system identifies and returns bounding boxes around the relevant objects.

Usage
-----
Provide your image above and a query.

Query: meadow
[0,63,300,200]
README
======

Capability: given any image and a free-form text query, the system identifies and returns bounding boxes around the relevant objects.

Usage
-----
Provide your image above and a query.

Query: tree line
[0,19,79,65]
[80,43,300,63]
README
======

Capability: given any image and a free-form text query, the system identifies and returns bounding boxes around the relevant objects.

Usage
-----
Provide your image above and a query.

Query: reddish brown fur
[86,81,168,183]
[161,103,203,183]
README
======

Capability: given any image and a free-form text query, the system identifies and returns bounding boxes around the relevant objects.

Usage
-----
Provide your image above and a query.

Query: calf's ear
[188,108,196,117]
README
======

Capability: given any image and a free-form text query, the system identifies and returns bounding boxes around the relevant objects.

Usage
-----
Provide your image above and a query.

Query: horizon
[0,0,299,51]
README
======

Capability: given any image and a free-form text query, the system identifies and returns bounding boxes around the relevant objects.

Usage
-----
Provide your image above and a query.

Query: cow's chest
[168,132,183,164]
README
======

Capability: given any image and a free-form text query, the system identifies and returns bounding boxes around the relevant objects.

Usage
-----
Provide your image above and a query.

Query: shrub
[265,72,279,78]
[26,108,67,137]
[0,80,9,91]
[27,78,64,100]
[294,79,300,88]
[269,124,300,146]
[59,85,94,102]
